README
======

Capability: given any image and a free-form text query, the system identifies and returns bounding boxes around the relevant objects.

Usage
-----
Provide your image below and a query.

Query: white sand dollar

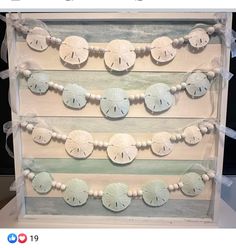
[151,36,176,63]
[188,28,210,49]
[142,181,169,207]
[102,183,131,212]
[32,172,53,194]
[62,84,88,109]
[100,88,130,119]
[65,130,94,159]
[144,83,174,113]
[63,179,89,206]
[32,124,52,145]
[181,172,205,196]
[59,36,89,66]
[151,132,173,156]
[107,134,137,165]
[26,27,50,51]
[104,39,136,71]
[185,72,211,98]
[27,72,49,95]
[183,125,202,145]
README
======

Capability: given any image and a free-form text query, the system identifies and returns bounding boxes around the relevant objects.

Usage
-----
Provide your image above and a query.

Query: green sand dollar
[102,183,131,212]
[27,72,49,95]
[63,179,89,207]
[142,180,169,207]
[32,171,53,194]
[181,172,205,196]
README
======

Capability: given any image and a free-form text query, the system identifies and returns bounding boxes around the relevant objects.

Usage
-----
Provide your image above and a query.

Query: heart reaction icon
[18,233,27,243]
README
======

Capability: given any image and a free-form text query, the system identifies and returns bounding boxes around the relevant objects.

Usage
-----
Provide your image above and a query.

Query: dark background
[0,13,236,175]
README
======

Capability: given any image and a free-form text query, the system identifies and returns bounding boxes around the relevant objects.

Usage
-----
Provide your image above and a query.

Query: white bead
[23,70,31,78]
[48,81,54,87]
[53,83,59,90]
[213,68,221,74]
[26,124,34,132]
[138,190,143,196]
[205,122,214,131]
[207,71,215,79]
[181,82,187,89]
[52,181,57,187]
[170,135,177,142]
[99,48,105,53]
[89,46,94,51]
[207,26,215,35]
[176,84,182,91]
[56,182,62,189]
[172,39,179,46]
[168,184,174,191]
[23,169,30,177]
[176,134,182,141]
[141,142,147,147]
[129,95,135,101]
[128,190,133,197]
[139,93,145,100]
[135,94,140,101]
[95,95,101,101]
[93,140,99,146]
[52,132,57,138]
[178,182,184,188]
[56,134,62,140]
[98,190,103,197]
[20,121,28,128]
[184,35,190,41]
[93,191,98,197]
[55,38,62,45]
[202,174,210,181]
[103,142,109,148]
[61,135,67,142]
[145,45,151,52]
[136,141,142,148]
[181,133,186,139]
[135,47,140,53]
[57,85,64,92]
[51,37,57,44]
[132,190,138,197]
[174,183,179,190]
[90,94,96,100]
[207,171,215,179]
[89,190,93,196]
[85,92,91,99]
[170,86,177,94]
[147,140,152,146]
[214,23,223,32]
[46,36,51,42]
[178,37,185,45]
[98,141,104,147]
[94,47,99,53]
[140,47,145,53]
[199,126,208,134]
[28,172,35,180]
[60,184,66,191]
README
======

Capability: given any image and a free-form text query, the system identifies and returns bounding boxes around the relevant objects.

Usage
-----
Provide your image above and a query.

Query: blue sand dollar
[142,180,169,207]
[185,72,211,98]
[27,72,49,95]
[32,172,53,194]
[100,88,130,119]
[107,134,137,165]
[144,83,174,113]
[181,172,205,196]
[62,84,88,109]
[102,183,131,212]
[26,27,50,51]
[63,179,89,206]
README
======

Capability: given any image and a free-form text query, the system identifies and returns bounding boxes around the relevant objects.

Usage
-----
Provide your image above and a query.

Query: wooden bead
[60,184,66,191]
[174,183,179,190]
[168,184,174,191]
[23,169,30,177]
[56,182,62,189]
[170,86,177,93]
[202,174,210,181]
[207,26,215,35]
[98,190,103,197]
[28,172,35,180]
[26,124,34,132]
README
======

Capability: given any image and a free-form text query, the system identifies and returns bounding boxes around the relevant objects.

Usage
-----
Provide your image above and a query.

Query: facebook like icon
[7,233,17,244]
